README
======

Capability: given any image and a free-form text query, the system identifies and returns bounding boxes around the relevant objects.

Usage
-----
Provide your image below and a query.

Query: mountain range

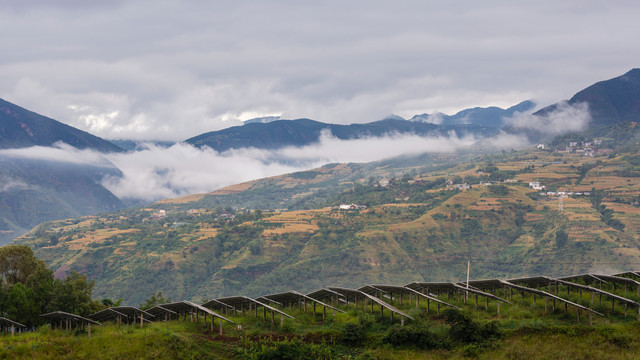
[409,100,536,127]
[1,68,640,247]
[185,118,496,152]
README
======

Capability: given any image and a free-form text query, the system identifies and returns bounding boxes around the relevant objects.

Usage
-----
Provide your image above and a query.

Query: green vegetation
[0,245,102,327]
[3,238,640,358]
[12,145,640,305]
[3,296,640,359]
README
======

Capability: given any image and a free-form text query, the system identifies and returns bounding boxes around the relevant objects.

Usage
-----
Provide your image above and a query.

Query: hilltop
[535,68,640,128]
[0,98,122,152]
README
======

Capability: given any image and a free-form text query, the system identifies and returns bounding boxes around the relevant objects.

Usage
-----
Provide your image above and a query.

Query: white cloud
[100,142,298,201]
[0,142,114,167]
[1,1,638,140]
[100,129,533,201]
[0,177,35,192]
[504,101,591,136]
[0,128,536,202]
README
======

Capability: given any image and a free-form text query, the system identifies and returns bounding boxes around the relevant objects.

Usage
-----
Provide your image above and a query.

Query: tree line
[0,245,106,328]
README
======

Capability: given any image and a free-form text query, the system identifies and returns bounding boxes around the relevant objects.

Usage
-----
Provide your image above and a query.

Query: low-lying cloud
[0,142,115,167]
[504,101,591,136]
[0,177,35,192]
[2,130,530,202]
[102,130,531,201]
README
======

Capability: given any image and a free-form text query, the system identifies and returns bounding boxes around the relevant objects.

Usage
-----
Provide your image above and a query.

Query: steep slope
[0,99,127,243]
[0,157,123,244]
[535,68,640,127]
[0,98,122,152]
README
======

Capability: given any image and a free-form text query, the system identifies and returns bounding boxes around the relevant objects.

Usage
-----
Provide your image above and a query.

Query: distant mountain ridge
[185,118,497,152]
[409,100,536,127]
[534,68,640,127]
[0,98,122,152]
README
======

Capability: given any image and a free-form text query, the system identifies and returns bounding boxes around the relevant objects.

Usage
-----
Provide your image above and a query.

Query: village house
[152,209,166,219]
[529,182,545,190]
[339,204,367,210]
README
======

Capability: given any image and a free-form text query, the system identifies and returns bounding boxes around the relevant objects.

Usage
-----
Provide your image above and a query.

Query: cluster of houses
[540,191,591,197]
[529,182,590,197]
[556,139,613,157]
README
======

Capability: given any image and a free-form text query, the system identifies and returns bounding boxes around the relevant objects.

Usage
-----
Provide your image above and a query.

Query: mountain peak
[0,98,122,152]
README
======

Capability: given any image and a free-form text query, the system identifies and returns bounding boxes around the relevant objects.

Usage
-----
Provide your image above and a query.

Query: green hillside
[14,136,640,304]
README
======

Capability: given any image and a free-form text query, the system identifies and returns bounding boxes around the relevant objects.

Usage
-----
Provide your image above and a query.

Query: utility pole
[466,260,470,302]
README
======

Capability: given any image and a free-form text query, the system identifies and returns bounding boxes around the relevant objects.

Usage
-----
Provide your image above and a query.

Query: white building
[529,182,546,190]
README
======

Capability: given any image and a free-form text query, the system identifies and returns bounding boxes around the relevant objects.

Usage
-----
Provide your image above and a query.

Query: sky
[1,0,639,141]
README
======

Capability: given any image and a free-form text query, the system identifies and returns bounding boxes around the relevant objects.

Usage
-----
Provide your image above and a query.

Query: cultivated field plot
[155,192,206,204]
[64,228,141,250]
[469,198,504,210]
[575,176,638,191]
[261,209,326,235]
[603,202,640,237]
[515,172,576,182]
[194,225,218,240]
[562,198,600,221]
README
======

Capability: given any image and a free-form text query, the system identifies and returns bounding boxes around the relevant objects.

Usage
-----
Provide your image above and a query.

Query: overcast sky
[1,1,639,141]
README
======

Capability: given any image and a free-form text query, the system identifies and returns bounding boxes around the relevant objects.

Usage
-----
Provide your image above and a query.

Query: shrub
[382,324,449,350]
[340,322,367,346]
[443,309,501,345]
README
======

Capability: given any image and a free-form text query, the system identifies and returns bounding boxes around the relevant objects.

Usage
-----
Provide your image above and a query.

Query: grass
[4,291,640,359]
[0,321,235,359]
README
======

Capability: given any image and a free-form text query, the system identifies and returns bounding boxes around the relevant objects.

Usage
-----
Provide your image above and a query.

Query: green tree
[139,291,171,310]
[0,245,49,285]
[101,298,123,307]
[49,271,101,316]
[5,282,39,326]
[555,229,568,248]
